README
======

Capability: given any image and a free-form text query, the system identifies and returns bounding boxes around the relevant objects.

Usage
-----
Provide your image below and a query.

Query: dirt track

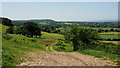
[18,51,116,66]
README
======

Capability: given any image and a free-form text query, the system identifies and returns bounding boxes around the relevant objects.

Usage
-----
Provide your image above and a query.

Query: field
[41,32,64,41]
[87,27,119,30]
[99,34,119,39]
[98,32,120,44]
[100,41,120,44]
[99,32,120,34]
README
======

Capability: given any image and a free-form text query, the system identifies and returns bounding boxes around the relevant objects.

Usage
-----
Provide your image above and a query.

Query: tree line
[1,17,41,37]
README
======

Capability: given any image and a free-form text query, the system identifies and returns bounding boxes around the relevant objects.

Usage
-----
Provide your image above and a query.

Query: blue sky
[2,2,118,21]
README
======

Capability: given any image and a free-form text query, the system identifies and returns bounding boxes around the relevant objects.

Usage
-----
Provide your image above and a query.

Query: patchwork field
[99,34,119,39]
[99,32,120,34]
[100,41,120,44]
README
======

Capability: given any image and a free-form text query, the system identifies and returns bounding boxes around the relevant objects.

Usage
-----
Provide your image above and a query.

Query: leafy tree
[22,22,41,37]
[110,28,114,32]
[1,17,13,26]
[65,26,99,51]
[14,26,23,34]
[6,27,14,34]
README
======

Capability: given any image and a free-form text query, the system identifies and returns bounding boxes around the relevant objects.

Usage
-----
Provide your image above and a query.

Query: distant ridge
[13,19,118,23]
[13,19,56,23]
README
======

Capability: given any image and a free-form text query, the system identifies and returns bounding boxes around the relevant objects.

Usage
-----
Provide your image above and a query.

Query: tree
[14,26,23,34]
[110,28,114,32]
[22,22,41,37]
[65,26,99,51]
[6,27,14,34]
[1,17,13,26]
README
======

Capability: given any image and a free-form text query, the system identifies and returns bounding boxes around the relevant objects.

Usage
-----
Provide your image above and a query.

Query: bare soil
[18,51,116,66]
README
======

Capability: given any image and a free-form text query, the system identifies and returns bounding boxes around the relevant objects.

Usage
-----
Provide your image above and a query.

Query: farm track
[46,41,58,52]
[18,41,117,66]
[18,51,116,66]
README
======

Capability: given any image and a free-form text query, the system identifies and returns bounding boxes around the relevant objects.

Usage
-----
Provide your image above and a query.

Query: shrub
[31,39,37,42]
[2,34,13,40]
[6,27,14,34]
[55,41,66,46]
[57,47,65,51]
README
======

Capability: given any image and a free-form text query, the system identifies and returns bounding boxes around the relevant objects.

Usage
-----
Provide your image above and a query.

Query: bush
[56,47,65,51]
[2,34,13,40]
[6,27,14,34]
[32,39,36,42]
[55,41,66,46]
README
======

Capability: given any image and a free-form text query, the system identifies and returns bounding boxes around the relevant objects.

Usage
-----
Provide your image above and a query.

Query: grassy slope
[2,34,46,66]
[2,28,65,66]
[41,32,64,41]
[0,24,9,33]
[2,24,119,66]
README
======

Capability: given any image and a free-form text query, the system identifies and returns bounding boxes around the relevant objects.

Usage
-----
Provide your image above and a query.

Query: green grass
[2,34,46,66]
[77,49,120,66]
[99,32,120,34]
[78,49,118,60]
[53,41,73,52]
[2,24,119,66]
[2,30,65,66]
[41,32,65,40]
[87,27,119,30]
[0,24,9,33]
[99,34,120,39]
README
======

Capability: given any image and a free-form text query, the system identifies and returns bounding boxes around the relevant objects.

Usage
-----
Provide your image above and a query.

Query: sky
[2,2,118,21]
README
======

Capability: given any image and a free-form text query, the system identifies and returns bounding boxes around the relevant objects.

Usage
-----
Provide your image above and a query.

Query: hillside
[2,32,118,66]
[0,24,9,33]
[2,24,119,66]
[2,29,65,66]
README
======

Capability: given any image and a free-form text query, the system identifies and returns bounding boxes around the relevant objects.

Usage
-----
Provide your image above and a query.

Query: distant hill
[13,19,56,23]
[12,19,118,25]
[12,19,57,25]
